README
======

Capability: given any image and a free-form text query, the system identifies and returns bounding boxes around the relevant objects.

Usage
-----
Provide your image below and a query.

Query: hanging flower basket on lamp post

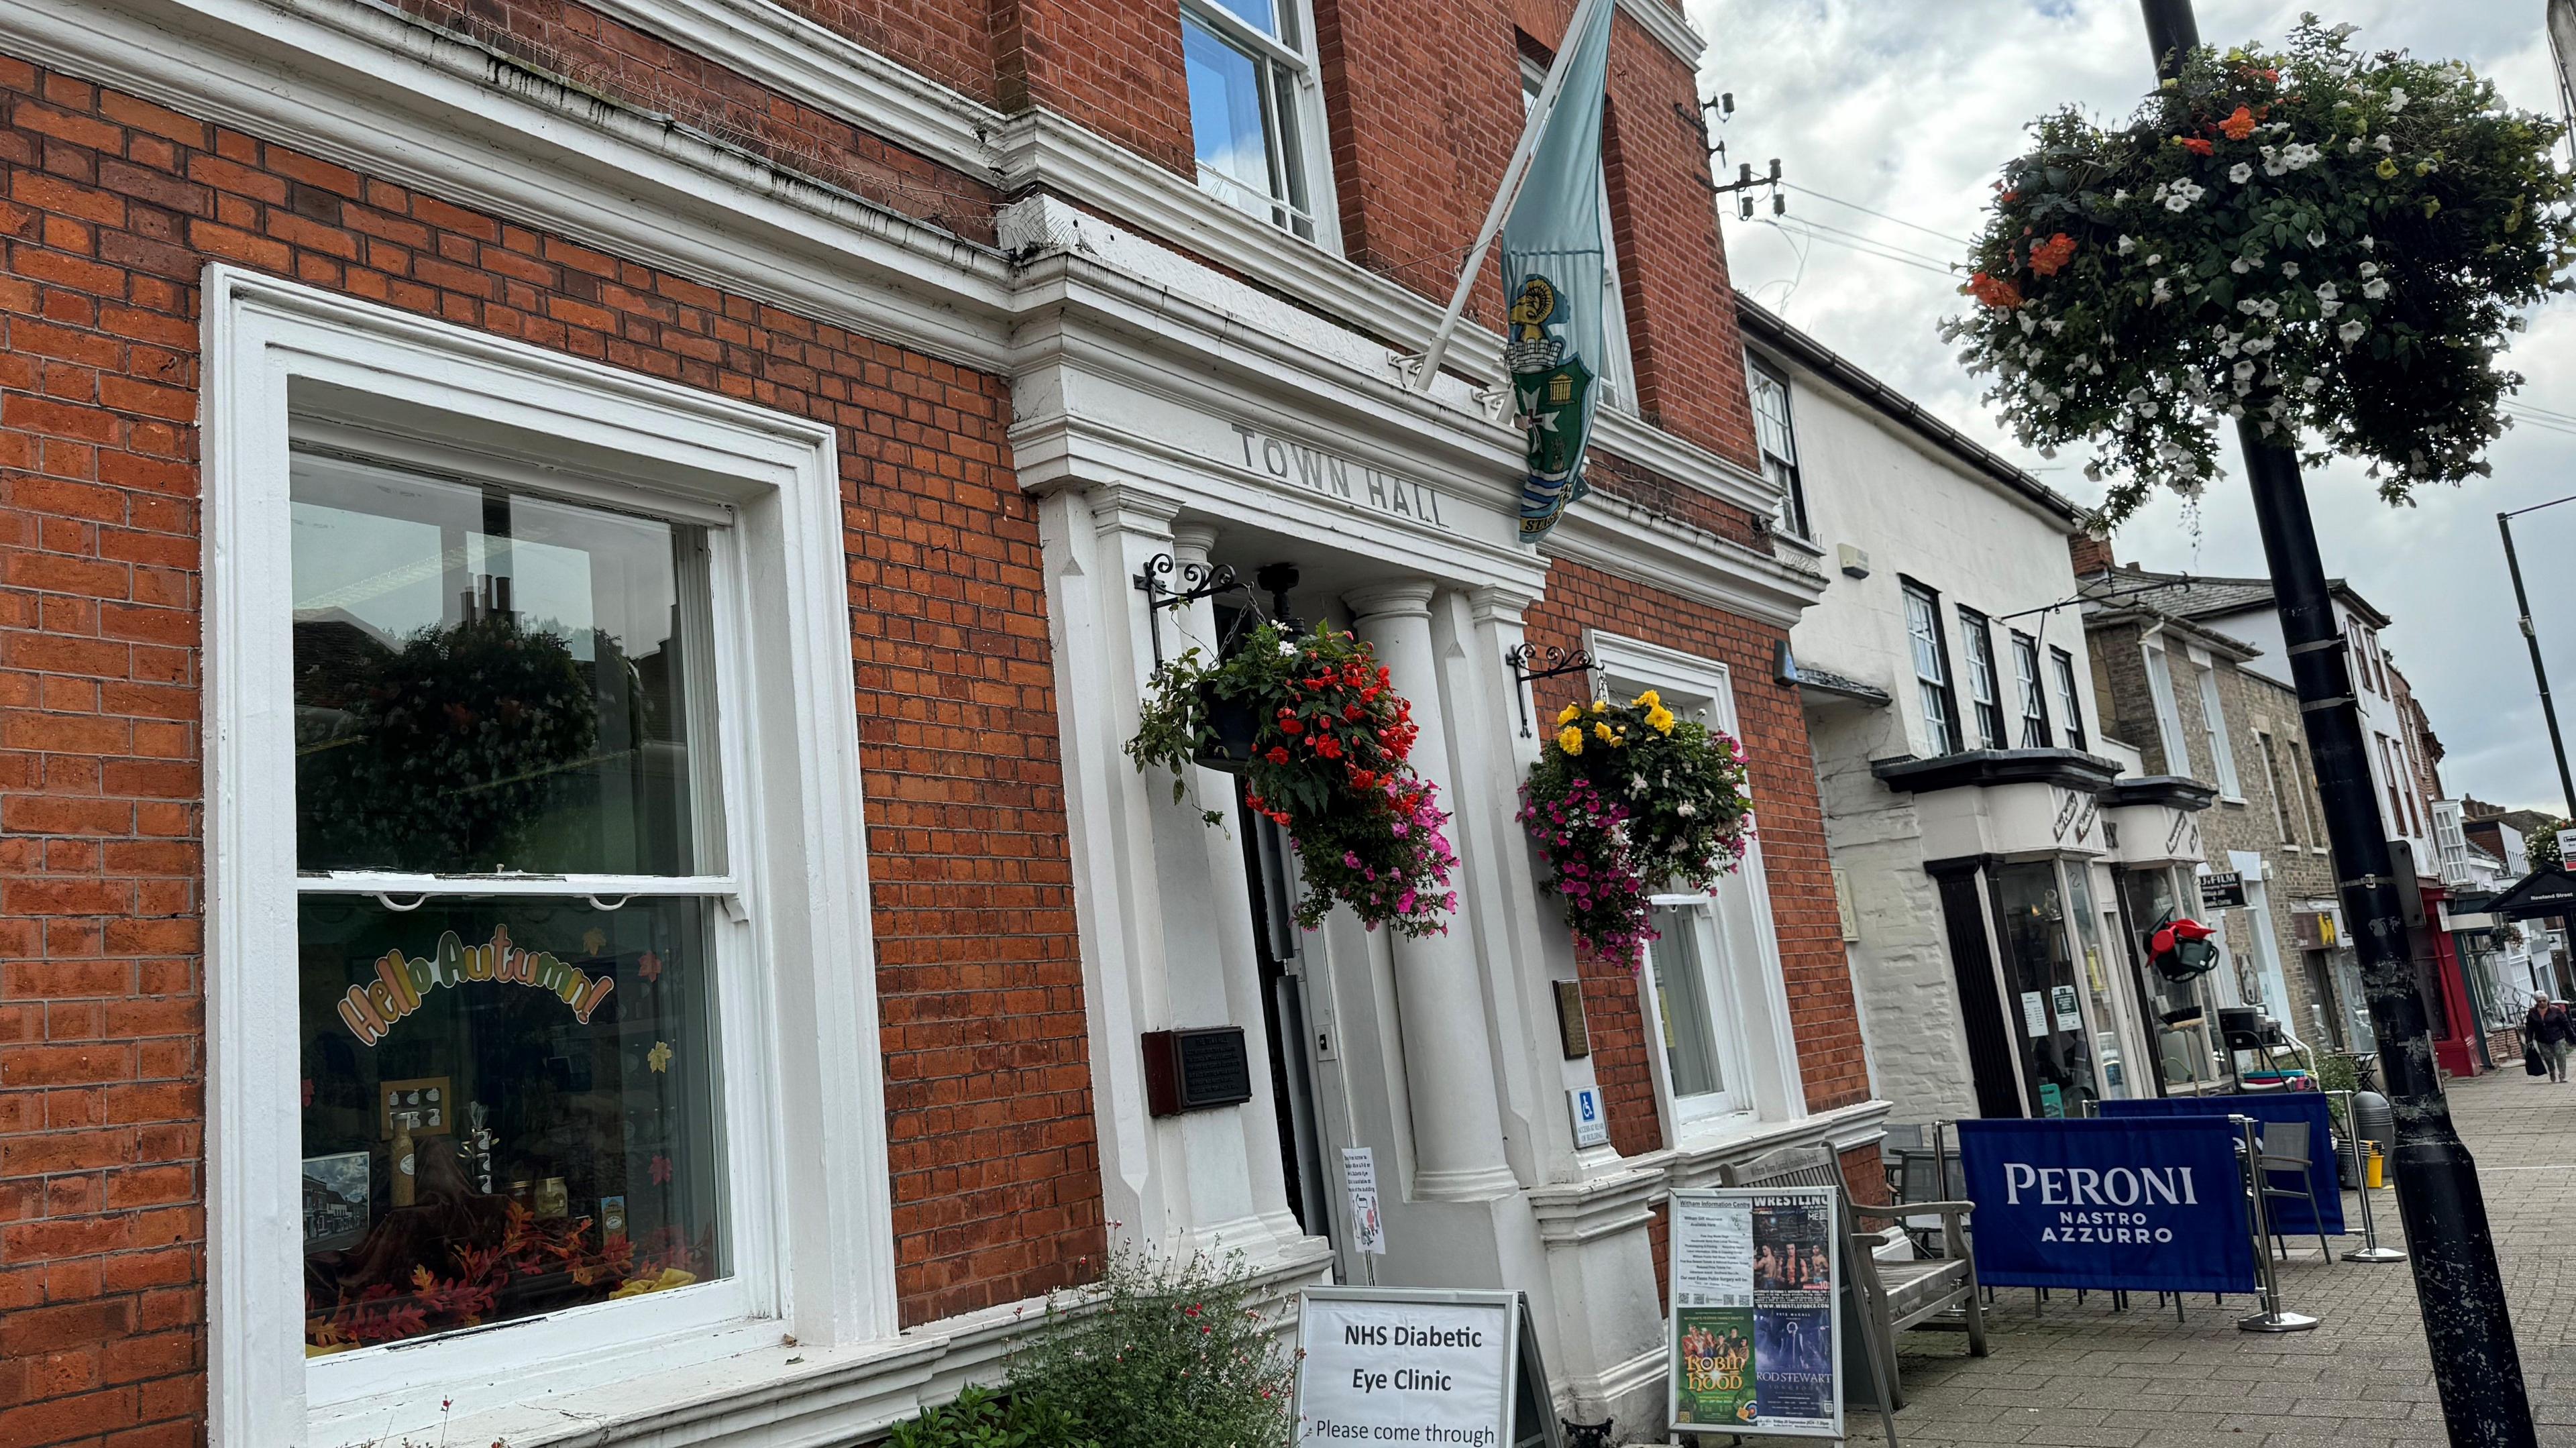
[1519,689,1754,966]
[1944,19,2576,526]
[1128,622,1458,938]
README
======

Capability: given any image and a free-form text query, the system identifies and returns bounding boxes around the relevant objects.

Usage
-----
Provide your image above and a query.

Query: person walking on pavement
[2527,997,2572,1082]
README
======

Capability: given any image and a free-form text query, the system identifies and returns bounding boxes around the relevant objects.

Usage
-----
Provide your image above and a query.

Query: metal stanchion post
[2236,1115,2320,1333]
[2335,1089,2407,1264]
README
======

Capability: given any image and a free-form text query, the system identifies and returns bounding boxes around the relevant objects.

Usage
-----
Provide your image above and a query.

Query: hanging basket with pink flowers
[1519,690,1754,965]
[1127,621,1458,938]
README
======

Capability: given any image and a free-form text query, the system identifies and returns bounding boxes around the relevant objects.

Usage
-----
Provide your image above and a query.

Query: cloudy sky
[1684,0,2576,814]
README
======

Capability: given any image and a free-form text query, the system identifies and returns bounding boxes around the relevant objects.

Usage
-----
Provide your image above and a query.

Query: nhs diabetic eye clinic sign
[1293,1288,1515,1448]
[1956,1117,2255,1294]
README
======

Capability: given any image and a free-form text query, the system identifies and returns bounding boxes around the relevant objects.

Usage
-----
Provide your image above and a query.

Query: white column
[1036,485,1309,1258]
[1171,524,1301,1242]
[1346,580,1519,1201]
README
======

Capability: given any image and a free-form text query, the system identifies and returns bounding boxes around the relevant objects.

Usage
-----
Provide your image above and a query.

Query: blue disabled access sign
[1955,1117,2256,1294]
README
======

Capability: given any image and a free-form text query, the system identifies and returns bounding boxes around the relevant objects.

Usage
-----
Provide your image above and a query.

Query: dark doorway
[1932,862,2027,1117]
[1239,803,1332,1245]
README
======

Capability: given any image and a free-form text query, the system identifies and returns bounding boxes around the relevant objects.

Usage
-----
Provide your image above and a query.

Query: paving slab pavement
[1721,1068,2576,1448]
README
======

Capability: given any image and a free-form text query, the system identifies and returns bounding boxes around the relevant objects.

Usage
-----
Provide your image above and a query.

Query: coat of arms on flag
[1507,276,1596,535]
[1405,0,1614,545]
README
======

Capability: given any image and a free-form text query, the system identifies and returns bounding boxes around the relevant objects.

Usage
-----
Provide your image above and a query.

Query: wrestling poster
[1668,1186,1842,1438]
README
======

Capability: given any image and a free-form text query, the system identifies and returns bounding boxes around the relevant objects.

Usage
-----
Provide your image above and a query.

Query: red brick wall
[1309,0,1523,316]
[391,0,1003,243]
[1000,0,1198,177]
[1525,560,1873,1162]
[0,58,1099,1445]
[341,0,1764,473]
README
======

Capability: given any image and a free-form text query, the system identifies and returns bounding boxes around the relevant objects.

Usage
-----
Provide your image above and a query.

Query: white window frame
[1743,351,1807,537]
[1902,581,1960,757]
[204,267,892,1447]
[2010,630,2051,748]
[1956,606,2008,750]
[2432,799,2474,887]
[2050,646,2088,753]
[2257,730,2299,848]
[2143,641,2192,779]
[1522,60,1638,414]
[2194,663,2241,799]
[1581,632,1806,1148]
[1184,0,1341,249]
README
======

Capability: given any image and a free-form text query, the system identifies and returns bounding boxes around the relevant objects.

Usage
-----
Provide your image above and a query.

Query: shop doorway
[1933,863,2027,1119]
[1987,860,2098,1118]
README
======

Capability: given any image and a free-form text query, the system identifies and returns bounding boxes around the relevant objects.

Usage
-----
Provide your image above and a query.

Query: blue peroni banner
[1955,1117,2256,1294]
[2098,1093,2345,1236]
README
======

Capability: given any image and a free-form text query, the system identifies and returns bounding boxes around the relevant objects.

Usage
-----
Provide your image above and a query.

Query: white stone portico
[1006,194,1845,1433]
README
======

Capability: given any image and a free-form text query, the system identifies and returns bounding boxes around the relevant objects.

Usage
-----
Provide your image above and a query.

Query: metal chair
[1719,1142,1988,1412]
[1879,1122,1927,1194]
[2255,1119,2332,1264]
[1893,1145,1968,1254]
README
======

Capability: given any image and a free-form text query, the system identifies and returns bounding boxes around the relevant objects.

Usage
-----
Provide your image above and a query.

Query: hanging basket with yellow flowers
[1518,690,1754,965]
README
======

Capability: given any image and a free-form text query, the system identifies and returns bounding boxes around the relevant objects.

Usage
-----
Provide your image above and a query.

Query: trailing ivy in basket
[1946,17,2576,526]
[1519,691,1754,966]
[1128,621,1458,938]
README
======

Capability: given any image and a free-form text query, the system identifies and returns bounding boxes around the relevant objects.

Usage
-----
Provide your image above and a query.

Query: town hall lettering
[1231,422,1451,531]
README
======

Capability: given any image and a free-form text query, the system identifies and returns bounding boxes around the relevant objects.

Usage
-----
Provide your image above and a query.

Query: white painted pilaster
[1344,581,1519,1202]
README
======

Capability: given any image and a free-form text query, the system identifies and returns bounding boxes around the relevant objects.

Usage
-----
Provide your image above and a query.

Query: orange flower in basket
[1965,272,2023,309]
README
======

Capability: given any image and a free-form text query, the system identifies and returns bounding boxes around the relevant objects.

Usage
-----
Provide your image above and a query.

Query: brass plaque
[1552,980,1590,1060]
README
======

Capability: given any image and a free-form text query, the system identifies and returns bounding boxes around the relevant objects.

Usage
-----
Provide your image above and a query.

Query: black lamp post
[2498,498,2576,820]
[2134,4,2534,1443]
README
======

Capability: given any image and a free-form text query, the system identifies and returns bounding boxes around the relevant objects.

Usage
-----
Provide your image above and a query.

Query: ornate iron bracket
[1134,553,1243,668]
[1507,643,1596,738]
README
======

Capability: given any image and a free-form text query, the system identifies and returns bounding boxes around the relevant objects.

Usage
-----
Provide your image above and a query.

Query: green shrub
[885,1384,1097,1448]
[883,1245,1295,1448]
[1016,1245,1295,1448]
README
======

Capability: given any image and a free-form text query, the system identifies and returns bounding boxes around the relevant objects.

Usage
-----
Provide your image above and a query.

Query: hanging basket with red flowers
[1127,622,1458,938]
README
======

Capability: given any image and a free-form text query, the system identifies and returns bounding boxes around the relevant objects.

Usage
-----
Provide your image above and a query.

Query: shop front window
[294,454,730,1354]
[2060,866,2131,1101]
[1988,860,2097,1117]
[2118,866,2219,1090]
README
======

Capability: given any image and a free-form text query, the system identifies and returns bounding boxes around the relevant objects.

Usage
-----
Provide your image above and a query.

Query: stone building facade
[2080,562,2355,1070]
[0,0,1887,1441]
[1744,304,2220,1127]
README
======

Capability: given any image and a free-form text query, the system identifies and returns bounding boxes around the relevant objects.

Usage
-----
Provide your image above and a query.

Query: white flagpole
[1407,0,1617,394]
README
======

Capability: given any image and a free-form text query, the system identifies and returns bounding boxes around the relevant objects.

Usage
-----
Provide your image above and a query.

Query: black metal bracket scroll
[1134,553,1242,669]
[1507,643,1595,738]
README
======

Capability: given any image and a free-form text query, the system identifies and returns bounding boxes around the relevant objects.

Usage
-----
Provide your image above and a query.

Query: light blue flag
[1501,0,1614,545]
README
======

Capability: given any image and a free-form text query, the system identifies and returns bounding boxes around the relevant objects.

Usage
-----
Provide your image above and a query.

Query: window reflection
[290,457,708,876]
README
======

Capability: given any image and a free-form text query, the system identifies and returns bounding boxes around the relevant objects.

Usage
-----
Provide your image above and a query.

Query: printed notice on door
[1668,1187,1843,1439]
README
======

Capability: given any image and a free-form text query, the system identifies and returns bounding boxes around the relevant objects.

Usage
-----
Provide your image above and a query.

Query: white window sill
[1671,1104,1760,1147]
[1662,1098,1894,1184]
[2218,795,2249,807]
[392,1315,967,1448]
[396,1240,1339,1448]
[1768,529,1827,559]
